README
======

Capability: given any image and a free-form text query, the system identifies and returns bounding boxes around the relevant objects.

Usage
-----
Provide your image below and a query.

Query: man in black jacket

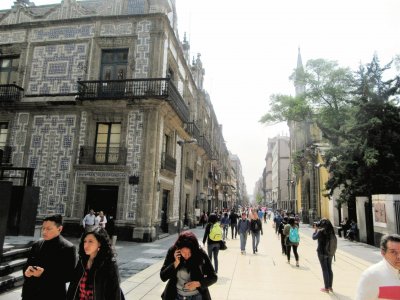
[22,214,76,300]
[229,209,239,239]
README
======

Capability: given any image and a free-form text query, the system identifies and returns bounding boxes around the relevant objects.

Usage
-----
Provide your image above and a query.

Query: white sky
[1,0,400,193]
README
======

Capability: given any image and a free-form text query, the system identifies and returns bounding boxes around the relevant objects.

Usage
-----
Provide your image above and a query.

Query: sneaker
[320,288,329,293]
[253,249,256,254]
[328,288,333,293]
[296,261,299,267]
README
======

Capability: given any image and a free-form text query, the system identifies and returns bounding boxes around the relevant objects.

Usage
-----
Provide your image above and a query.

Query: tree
[260,59,354,146]
[326,55,400,200]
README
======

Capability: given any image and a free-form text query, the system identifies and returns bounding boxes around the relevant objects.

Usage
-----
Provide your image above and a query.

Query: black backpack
[325,233,337,256]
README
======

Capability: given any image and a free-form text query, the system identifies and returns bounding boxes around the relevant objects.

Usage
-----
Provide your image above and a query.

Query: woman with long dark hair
[160,231,217,300]
[312,218,337,293]
[67,227,123,300]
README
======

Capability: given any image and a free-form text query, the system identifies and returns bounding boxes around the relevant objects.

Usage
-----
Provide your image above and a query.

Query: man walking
[229,209,239,239]
[22,214,76,300]
[238,212,250,255]
[82,209,96,231]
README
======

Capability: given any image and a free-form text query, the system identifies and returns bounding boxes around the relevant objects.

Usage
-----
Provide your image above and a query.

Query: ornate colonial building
[0,0,244,241]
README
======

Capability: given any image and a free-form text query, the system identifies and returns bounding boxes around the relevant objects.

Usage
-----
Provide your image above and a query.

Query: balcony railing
[0,84,24,102]
[161,152,176,173]
[200,136,212,158]
[0,146,12,165]
[79,146,127,165]
[185,122,201,143]
[185,167,193,181]
[77,78,190,122]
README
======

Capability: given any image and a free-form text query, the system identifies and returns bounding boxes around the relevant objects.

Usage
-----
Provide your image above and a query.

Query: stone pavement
[121,222,381,300]
[1,222,383,300]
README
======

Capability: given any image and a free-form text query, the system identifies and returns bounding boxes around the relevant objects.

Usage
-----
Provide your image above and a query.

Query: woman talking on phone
[160,231,217,300]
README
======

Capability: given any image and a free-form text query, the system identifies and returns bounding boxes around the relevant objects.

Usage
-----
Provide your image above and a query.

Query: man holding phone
[21,214,76,300]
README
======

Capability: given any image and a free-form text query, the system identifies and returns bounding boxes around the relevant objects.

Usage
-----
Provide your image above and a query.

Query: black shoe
[256,247,258,252]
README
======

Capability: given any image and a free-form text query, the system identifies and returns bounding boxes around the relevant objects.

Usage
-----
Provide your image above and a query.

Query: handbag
[219,240,227,250]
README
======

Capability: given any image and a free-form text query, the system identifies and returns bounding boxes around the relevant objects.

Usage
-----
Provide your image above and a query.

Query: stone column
[356,196,369,243]
[132,105,161,242]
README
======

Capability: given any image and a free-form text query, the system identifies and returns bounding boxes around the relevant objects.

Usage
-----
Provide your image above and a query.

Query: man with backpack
[202,213,222,273]
[238,212,251,255]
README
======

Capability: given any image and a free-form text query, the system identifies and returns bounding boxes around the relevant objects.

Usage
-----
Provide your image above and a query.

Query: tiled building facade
[0,0,244,241]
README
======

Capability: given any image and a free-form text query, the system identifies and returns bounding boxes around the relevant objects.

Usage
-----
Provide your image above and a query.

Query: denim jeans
[239,232,247,251]
[207,242,220,273]
[318,254,333,289]
[175,293,202,300]
[223,225,229,240]
[251,231,260,252]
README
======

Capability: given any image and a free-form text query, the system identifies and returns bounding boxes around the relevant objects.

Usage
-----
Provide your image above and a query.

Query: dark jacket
[160,246,217,300]
[22,235,76,300]
[250,218,263,234]
[312,229,333,256]
[66,258,122,300]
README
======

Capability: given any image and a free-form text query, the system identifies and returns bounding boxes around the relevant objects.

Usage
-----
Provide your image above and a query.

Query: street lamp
[177,138,197,233]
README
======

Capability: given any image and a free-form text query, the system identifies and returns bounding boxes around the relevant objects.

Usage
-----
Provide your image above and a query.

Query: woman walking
[250,210,263,254]
[283,217,300,267]
[67,227,123,300]
[160,231,217,300]
[312,218,337,293]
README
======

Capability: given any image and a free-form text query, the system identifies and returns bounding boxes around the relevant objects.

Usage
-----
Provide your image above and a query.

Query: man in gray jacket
[238,212,250,254]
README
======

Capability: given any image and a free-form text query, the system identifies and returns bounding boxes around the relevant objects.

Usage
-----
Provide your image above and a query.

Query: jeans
[230,223,238,239]
[251,231,260,252]
[223,225,229,240]
[280,234,286,254]
[318,254,333,289]
[176,293,202,300]
[239,232,247,251]
[207,243,220,273]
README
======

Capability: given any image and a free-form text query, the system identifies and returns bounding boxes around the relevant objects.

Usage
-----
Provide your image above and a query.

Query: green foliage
[326,55,400,197]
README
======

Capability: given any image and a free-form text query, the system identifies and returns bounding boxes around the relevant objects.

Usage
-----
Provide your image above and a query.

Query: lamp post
[177,138,197,234]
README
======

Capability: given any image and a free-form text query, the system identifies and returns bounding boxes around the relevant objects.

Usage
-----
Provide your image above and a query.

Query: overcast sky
[1,0,400,194]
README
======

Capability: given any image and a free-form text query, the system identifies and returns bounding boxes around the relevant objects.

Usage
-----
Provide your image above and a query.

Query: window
[0,123,8,148]
[0,57,19,85]
[100,50,128,80]
[95,123,121,164]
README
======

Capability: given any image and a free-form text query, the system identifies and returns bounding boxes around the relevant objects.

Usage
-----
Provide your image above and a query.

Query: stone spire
[294,47,305,96]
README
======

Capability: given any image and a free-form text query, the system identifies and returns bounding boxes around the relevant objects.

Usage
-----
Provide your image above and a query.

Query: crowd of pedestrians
[18,206,400,300]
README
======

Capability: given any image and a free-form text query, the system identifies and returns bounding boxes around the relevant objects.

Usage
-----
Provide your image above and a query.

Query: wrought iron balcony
[184,122,201,143]
[79,146,127,165]
[161,152,176,173]
[0,84,24,102]
[0,146,12,165]
[77,78,189,122]
[200,136,212,158]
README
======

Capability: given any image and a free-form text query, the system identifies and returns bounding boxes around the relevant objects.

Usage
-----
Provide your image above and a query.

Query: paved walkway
[121,222,380,300]
[1,222,382,299]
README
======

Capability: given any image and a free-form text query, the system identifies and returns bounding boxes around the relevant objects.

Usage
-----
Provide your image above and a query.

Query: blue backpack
[289,226,300,243]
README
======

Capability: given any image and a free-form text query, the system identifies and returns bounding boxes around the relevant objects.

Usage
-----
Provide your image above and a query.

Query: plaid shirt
[79,269,94,300]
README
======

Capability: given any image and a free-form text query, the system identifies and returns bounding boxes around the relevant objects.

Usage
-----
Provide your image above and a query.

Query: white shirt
[355,259,400,300]
[96,215,107,228]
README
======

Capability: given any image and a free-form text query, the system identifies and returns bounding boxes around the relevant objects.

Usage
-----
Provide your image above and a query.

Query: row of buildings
[0,0,248,241]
